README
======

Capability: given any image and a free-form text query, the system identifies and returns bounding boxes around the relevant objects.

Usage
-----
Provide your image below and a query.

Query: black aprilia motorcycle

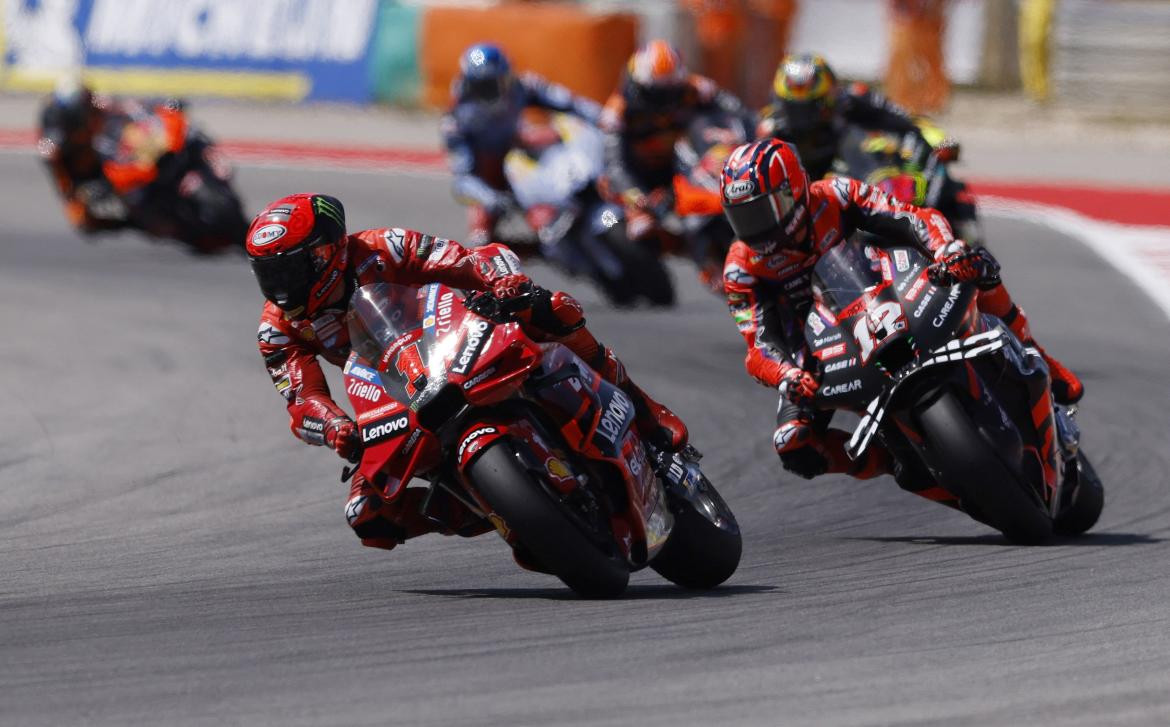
[804,242,1102,542]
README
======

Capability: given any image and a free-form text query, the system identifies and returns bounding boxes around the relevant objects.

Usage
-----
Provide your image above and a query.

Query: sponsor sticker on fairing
[361,414,411,444]
[450,321,492,376]
[807,309,826,336]
[458,426,497,461]
[894,249,910,272]
[816,342,848,360]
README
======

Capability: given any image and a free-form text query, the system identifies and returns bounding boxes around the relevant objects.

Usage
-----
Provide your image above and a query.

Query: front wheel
[651,470,741,589]
[602,228,675,307]
[468,439,629,597]
[1054,451,1104,536]
[916,390,1053,544]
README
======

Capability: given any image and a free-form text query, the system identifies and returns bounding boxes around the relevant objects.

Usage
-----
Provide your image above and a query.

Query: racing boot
[774,403,891,480]
[595,347,689,452]
[1001,303,1084,404]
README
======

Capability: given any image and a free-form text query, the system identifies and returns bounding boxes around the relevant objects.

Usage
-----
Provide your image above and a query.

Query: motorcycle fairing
[524,343,673,563]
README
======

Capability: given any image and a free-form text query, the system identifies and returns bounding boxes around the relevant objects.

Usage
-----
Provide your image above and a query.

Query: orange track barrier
[419,2,638,108]
[885,0,950,114]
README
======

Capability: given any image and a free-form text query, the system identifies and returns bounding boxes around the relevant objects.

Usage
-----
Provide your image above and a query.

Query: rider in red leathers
[247,193,686,551]
[599,39,746,241]
[718,139,1083,483]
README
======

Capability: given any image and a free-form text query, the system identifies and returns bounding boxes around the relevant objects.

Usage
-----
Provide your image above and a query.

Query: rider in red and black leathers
[599,39,746,240]
[719,139,1083,481]
[248,193,686,551]
[440,43,601,245]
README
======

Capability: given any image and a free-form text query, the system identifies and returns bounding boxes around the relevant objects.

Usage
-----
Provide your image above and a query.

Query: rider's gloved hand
[929,242,1001,289]
[491,273,532,301]
[779,367,820,407]
[324,416,360,461]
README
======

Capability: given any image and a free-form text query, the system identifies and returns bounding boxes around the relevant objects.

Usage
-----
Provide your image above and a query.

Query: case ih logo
[250,224,287,246]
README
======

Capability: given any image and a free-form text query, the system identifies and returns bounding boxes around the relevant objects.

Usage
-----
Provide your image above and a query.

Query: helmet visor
[725,189,799,244]
[464,76,505,103]
[251,248,313,312]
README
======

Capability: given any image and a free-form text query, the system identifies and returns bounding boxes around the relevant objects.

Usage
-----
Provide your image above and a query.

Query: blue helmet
[456,43,512,104]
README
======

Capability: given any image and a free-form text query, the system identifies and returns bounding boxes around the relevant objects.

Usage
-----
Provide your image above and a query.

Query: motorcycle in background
[669,108,754,294]
[503,114,674,306]
[831,124,982,247]
[342,281,742,596]
[800,241,1102,542]
[93,100,248,253]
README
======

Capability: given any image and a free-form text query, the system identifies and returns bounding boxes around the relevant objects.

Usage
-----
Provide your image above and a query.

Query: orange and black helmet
[625,40,689,106]
[720,139,811,249]
[246,194,349,317]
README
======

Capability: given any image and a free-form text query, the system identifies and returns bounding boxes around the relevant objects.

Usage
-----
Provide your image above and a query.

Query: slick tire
[469,440,629,598]
[1054,451,1104,536]
[605,232,675,307]
[916,390,1053,544]
[651,475,741,589]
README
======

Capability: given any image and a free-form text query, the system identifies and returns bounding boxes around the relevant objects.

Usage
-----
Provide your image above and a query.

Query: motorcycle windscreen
[811,242,894,317]
[346,283,470,408]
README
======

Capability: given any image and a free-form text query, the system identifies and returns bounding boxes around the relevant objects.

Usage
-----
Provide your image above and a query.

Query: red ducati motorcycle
[342,282,741,596]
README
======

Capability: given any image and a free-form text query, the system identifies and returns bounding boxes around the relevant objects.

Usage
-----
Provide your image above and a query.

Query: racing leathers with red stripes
[723,176,1041,481]
[257,227,684,550]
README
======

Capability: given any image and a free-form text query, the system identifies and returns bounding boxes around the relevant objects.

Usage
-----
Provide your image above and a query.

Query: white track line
[982,195,1170,321]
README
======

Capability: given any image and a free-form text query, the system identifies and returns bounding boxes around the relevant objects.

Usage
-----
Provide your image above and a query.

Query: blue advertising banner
[2,0,380,102]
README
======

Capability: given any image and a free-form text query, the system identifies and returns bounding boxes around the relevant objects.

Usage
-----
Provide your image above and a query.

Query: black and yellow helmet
[772,53,838,106]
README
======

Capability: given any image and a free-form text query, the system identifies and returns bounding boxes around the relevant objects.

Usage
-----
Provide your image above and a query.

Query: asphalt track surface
[3,154,1170,727]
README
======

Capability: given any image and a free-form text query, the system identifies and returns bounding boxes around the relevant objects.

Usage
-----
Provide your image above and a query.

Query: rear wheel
[469,440,629,597]
[1054,451,1104,536]
[916,390,1053,544]
[651,471,741,589]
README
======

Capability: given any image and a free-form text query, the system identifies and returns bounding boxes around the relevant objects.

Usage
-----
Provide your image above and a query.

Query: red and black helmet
[246,193,348,317]
[720,138,811,249]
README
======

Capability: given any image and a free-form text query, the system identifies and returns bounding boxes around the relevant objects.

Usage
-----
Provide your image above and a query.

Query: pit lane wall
[0,0,632,107]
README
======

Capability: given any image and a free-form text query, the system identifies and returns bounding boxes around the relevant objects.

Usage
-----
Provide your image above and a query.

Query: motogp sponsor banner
[2,0,379,102]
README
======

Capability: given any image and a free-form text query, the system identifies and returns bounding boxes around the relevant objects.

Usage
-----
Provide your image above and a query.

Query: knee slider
[344,494,405,543]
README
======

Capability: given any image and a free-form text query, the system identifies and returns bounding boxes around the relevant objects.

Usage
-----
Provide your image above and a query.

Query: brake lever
[340,447,363,483]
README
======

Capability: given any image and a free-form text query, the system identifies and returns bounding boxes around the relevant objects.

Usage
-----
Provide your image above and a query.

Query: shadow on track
[401,584,777,601]
[845,532,1162,547]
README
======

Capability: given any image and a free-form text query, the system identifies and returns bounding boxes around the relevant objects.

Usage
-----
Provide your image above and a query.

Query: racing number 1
[395,343,427,397]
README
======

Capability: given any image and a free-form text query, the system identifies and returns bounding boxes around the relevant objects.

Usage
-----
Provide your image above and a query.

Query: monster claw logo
[313,196,345,228]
